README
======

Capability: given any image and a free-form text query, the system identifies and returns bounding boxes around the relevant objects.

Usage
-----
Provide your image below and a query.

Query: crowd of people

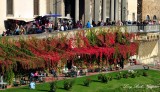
[2,17,160,37]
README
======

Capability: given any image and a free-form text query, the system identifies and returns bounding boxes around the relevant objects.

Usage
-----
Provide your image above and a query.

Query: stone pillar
[115,0,119,22]
[60,0,65,17]
[75,0,79,22]
[111,0,115,21]
[95,0,101,23]
[121,0,127,21]
[106,0,110,20]
[103,0,107,22]
[85,0,91,25]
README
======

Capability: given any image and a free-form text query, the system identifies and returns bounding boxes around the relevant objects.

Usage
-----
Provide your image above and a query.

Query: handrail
[3,25,160,41]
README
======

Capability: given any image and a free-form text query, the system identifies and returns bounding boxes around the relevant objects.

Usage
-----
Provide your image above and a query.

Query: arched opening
[153,15,157,20]
[146,15,150,21]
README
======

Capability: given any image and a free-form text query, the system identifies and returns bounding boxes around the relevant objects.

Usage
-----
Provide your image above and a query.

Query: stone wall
[142,0,160,20]
[137,41,159,64]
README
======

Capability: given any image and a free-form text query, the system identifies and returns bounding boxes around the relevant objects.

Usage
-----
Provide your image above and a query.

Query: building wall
[13,0,33,18]
[142,0,160,21]
[0,1,7,33]
[127,0,137,21]
[0,0,47,34]
[137,41,159,64]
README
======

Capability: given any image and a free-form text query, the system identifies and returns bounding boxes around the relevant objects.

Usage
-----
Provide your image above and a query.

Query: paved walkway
[5,64,160,89]
[52,63,160,81]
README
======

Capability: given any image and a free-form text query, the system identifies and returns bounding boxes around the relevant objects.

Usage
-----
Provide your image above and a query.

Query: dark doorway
[64,0,75,20]
[79,0,84,20]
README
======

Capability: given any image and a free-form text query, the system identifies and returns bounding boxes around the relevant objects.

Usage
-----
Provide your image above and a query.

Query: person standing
[86,21,91,28]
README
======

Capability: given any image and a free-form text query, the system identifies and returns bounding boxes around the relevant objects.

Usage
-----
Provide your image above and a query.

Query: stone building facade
[47,0,128,25]
[139,0,160,21]
[0,0,131,34]
[0,0,47,34]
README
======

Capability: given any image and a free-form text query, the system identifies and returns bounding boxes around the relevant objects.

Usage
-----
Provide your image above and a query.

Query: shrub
[63,79,75,90]
[50,81,57,92]
[116,74,121,80]
[116,72,123,80]
[98,74,108,83]
[107,76,113,81]
[101,75,108,83]
[123,73,129,79]
[131,73,136,78]
[136,71,141,77]
[83,78,91,87]
[142,71,148,77]
[98,74,103,80]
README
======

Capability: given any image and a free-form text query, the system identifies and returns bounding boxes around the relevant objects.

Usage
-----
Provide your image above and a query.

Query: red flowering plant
[0,27,139,78]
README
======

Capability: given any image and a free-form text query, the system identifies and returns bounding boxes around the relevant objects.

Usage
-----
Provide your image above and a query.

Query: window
[7,0,13,15]
[34,0,39,15]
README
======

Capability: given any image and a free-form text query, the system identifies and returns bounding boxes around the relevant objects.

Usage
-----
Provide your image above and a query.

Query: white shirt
[61,26,64,31]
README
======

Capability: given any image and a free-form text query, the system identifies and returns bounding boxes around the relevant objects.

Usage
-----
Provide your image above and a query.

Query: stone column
[103,0,107,22]
[95,0,101,23]
[111,0,115,21]
[106,0,110,20]
[85,0,91,25]
[121,0,127,21]
[75,0,79,22]
[115,0,119,22]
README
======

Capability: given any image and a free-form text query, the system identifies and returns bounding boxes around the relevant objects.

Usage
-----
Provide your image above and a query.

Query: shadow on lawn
[58,87,65,90]
[20,87,29,89]
[77,84,85,86]
[37,89,49,92]
[91,79,100,82]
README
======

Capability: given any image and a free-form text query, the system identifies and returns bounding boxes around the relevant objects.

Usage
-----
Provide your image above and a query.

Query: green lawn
[2,69,160,92]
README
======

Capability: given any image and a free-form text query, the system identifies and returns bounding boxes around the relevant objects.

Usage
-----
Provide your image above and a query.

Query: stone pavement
[53,64,157,81]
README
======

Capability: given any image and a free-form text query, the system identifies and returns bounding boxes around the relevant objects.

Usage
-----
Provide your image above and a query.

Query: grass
[2,69,160,92]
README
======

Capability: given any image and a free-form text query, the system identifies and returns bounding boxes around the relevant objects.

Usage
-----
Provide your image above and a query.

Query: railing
[126,25,160,33]
[144,25,160,32]
[5,25,160,41]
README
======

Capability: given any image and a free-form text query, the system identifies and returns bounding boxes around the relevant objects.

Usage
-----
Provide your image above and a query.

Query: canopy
[58,16,72,20]
[45,14,62,17]
[7,17,34,22]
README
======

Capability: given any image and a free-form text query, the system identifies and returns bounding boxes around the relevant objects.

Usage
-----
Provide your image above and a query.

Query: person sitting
[29,81,36,89]
[51,68,57,78]
[69,65,78,77]
[20,78,26,85]
[34,71,38,81]
[62,66,69,77]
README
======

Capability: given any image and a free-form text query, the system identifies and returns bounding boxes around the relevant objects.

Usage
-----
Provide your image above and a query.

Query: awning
[45,14,61,17]
[57,16,72,20]
[7,17,34,22]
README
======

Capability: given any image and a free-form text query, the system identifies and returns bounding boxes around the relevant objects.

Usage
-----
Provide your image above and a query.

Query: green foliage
[98,74,108,83]
[123,73,129,79]
[86,30,98,46]
[50,81,57,92]
[107,76,113,81]
[83,78,92,87]
[116,32,123,43]
[63,79,75,90]
[142,71,148,77]
[116,73,122,80]
[130,73,136,78]
[4,68,15,85]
